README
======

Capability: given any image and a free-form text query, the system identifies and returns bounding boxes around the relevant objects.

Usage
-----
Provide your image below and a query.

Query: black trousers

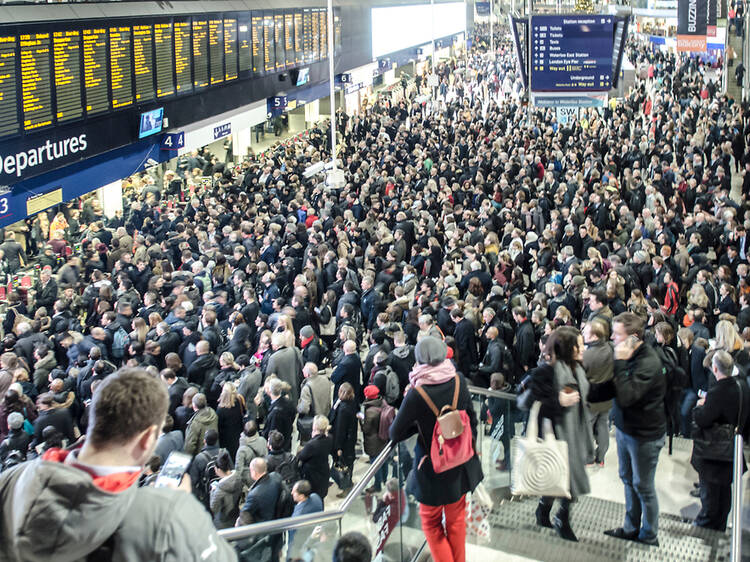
[695,477,732,532]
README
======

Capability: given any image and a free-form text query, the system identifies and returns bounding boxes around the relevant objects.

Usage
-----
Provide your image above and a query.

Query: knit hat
[364,385,380,400]
[7,412,23,430]
[300,325,314,339]
[415,336,447,366]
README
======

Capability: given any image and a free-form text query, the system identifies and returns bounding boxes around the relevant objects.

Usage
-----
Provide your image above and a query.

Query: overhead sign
[677,0,708,52]
[160,132,185,151]
[530,15,614,92]
[476,2,491,15]
[213,122,231,140]
[556,107,578,125]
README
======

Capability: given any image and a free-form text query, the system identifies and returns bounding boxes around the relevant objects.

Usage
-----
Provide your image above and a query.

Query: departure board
[319,8,327,59]
[274,14,284,71]
[20,33,53,131]
[0,36,18,137]
[53,30,83,123]
[238,19,252,73]
[224,18,238,80]
[192,19,209,89]
[82,28,108,115]
[251,14,263,74]
[209,19,224,85]
[284,13,295,68]
[311,9,320,62]
[133,25,154,101]
[335,12,342,53]
[294,11,303,64]
[154,22,175,97]
[302,9,313,64]
[109,26,133,109]
[174,20,191,93]
[263,15,275,73]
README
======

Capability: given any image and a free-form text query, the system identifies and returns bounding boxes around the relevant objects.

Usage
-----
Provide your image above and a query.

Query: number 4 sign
[161,132,185,151]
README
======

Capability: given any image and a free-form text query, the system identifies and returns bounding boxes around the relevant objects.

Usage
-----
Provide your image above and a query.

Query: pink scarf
[409,360,457,388]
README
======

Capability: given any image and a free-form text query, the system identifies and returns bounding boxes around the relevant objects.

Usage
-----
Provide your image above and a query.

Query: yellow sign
[26,188,62,215]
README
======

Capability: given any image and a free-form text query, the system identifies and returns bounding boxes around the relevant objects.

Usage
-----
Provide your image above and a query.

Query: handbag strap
[735,377,744,435]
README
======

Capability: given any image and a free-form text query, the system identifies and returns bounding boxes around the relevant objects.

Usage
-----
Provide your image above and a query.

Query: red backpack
[414,374,474,474]
[378,403,397,441]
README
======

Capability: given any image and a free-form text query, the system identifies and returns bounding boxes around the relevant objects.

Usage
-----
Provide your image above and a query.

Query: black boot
[536,499,553,528]
[552,503,578,542]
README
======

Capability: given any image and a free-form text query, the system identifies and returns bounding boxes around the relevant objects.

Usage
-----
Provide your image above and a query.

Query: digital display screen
[82,28,108,115]
[209,18,224,85]
[238,18,252,74]
[224,18,238,81]
[303,9,313,64]
[133,25,154,101]
[311,8,320,62]
[294,11,303,65]
[53,30,83,123]
[109,26,133,109]
[284,12,295,68]
[251,14,263,74]
[274,14,284,70]
[20,33,53,131]
[154,22,175,97]
[0,36,19,137]
[296,67,309,86]
[319,8,328,60]
[530,15,614,91]
[192,19,209,89]
[138,107,163,138]
[263,14,275,73]
[174,20,192,93]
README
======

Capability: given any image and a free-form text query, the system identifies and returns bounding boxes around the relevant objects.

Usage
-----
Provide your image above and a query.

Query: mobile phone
[155,451,192,489]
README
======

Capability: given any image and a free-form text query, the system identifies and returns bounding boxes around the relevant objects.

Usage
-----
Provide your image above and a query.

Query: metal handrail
[217,440,396,541]
[467,385,517,400]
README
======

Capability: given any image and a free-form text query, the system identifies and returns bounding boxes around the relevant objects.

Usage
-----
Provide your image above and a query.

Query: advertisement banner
[677,0,708,51]
[707,0,717,37]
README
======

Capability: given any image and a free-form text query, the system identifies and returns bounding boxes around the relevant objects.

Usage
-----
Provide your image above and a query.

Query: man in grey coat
[266,332,303,404]
[298,362,333,419]
[582,318,614,466]
[0,368,236,561]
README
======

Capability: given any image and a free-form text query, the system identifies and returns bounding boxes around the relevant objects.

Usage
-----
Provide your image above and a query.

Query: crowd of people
[1,22,750,562]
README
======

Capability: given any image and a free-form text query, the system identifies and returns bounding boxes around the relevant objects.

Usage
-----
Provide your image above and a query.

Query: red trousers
[418,495,467,562]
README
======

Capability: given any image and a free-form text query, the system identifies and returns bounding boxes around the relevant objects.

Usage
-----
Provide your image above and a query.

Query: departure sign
[154,22,175,97]
[319,8,327,59]
[133,25,154,101]
[303,9,313,64]
[238,19,252,73]
[83,28,108,115]
[109,26,134,109]
[284,12,295,67]
[193,19,209,89]
[531,15,614,91]
[274,14,284,70]
[53,30,83,123]
[174,21,191,93]
[311,8,320,62]
[224,18,238,81]
[263,14,275,73]
[251,14,263,74]
[209,19,224,85]
[0,36,18,137]
[294,11,303,64]
[20,33,53,131]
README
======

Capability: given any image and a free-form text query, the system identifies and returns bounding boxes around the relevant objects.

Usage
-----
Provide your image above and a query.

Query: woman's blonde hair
[218,381,243,409]
[312,415,330,435]
[715,320,743,353]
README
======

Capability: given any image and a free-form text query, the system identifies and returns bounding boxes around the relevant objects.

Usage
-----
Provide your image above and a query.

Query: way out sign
[556,107,578,126]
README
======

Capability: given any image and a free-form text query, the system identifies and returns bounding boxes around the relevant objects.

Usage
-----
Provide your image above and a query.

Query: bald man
[477,326,504,387]
[331,339,363,404]
[186,340,218,389]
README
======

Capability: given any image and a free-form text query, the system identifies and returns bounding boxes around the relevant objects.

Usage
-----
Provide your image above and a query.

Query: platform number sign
[0,195,8,217]
[161,132,185,151]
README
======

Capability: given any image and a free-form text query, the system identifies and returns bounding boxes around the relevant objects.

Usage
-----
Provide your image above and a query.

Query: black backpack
[195,451,219,507]
[275,479,295,519]
[276,454,301,488]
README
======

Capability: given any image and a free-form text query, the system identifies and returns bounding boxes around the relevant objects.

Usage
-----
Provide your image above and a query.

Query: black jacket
[329,399,358,464]
[692,376,750,484]
[262,396,296,452]
[241,471,282,524]
[331,354,362,404]
[187,353,218,389]
[32,408,75,448]
[297,433,333,499]
[515,319,537,372]
[389,373,483,506]
[167,377,189,418]
[590,342,666,441]
[453,319,478,376]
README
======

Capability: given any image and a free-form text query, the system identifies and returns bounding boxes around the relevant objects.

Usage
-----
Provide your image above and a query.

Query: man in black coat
[331,340,362,402]
[477,327,503,387]
[31,393,75,449]
[187,341,218,389]
[32,267,58,312]
[262,378,296,452]
[452,308,478,378]
[162,368,189,418]
[512,307,537,374]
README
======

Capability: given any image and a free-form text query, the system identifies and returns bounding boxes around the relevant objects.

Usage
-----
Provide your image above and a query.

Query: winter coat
[210,472,243,529]
[329,399,358,465]
[266,347,303,404]
[582,340,614,414]
[297,375,333,419]
[362,397,388,458]
[235,433,268,487]
[183,407,219,456]
[297,433,333,499]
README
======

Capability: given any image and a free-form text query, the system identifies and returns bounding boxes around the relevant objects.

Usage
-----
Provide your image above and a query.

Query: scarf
[408,359,457,388]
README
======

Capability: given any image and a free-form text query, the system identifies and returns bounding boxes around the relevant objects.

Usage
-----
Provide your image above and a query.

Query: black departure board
[319,8,327,59]
[53,30,82,123]
[174,20,191,93]
[334,12,342,53]
[238,19,252,73]
[302,9,313,64]
[284,13,295,68]
[293,11,303,65]
[82,28,108,115]
[209,19,224,85]
[109,26,133,109]
[224,18,238,81]
[154,22,175,97]
[310,9,320,62]
[133,25,154,101]
[192,19,209,89]
[20,33,53,131]
[274,14,284,71]
[0,36,18,137]
[263,15,275,73]
[251,14,263,74]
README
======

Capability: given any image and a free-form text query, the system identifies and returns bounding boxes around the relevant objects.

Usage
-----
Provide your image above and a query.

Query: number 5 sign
[161,132,185,151]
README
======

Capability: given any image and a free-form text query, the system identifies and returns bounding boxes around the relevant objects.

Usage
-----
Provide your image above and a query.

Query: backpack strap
[451,374,460,410]
[414,385,440,417]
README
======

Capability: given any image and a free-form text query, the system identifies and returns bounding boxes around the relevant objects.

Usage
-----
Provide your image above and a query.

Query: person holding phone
[589,312,666,547]
[0,368,236,561]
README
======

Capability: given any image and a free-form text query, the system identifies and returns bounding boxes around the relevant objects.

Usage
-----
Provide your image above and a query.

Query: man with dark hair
[0,368,236,560]
[288,479,324,555]
[452,308,478,378]
[592,312,666,547]
[184,393,218,456]
[512,307,536,373]
[154,414,184,461]
[333,531,372,562]
[188,428,220,508]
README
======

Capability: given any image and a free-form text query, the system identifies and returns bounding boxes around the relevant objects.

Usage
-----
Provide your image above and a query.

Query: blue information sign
[530,15,614,92]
